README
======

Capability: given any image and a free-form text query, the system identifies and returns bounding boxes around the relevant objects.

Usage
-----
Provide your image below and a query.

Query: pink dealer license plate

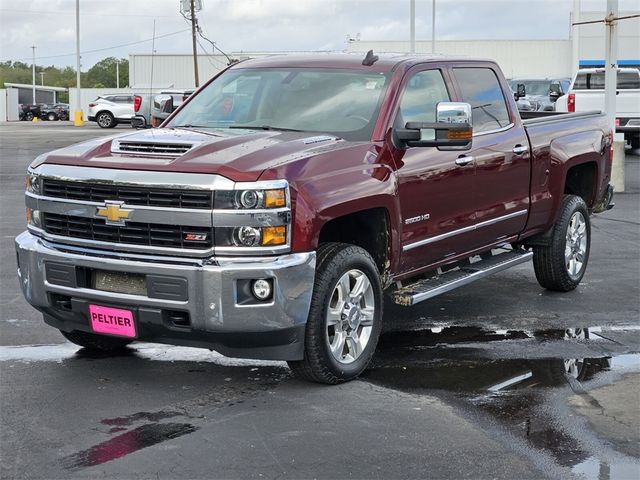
[89,304,136,338]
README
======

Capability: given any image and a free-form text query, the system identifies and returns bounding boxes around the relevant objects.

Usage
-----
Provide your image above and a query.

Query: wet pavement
[1,123,639,479]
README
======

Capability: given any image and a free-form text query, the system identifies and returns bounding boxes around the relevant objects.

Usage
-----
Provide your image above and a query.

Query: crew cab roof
[229,53,495,72]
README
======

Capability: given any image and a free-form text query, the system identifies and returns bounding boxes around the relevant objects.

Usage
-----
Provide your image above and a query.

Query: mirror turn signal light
[447,129,472,140]
[261,226,286,246]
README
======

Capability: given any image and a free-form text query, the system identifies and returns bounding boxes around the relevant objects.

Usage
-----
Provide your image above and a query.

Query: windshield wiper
[228,125,304,132]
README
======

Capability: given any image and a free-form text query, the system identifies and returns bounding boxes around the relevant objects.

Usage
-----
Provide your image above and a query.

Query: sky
[1,0,639,69]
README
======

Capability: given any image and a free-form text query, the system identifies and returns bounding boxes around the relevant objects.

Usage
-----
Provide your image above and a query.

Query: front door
[393,67,477,275]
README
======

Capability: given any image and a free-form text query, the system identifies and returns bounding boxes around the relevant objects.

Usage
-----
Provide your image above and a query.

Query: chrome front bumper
[15,231,315,360]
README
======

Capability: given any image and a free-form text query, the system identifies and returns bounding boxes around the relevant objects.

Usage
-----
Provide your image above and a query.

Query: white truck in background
[131,89,195,129]
[556,68,640,149]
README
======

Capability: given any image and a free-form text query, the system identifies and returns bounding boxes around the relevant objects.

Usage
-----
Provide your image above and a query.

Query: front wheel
[288,243,383,384]
[47,112,57,121]
[533,195,591,291]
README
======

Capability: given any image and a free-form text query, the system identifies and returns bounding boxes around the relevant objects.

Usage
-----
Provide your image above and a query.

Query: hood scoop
[112,138,194,157]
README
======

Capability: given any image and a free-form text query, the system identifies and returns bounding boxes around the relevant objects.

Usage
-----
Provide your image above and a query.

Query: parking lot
[1,122,639,479]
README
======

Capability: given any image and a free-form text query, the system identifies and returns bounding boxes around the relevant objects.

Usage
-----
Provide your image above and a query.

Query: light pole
[431,0,436,54]
[39,72,45,86]
[410,0,415,53]
[74,0,84,126]
[116,60,120,89]
[31,46,36,104]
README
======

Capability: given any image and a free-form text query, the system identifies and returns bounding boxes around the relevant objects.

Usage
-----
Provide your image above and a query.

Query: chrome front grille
[42,179,213,209]
[43,213,212,249]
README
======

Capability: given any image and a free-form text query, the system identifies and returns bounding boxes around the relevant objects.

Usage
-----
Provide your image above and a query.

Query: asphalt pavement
[1,121,639,479]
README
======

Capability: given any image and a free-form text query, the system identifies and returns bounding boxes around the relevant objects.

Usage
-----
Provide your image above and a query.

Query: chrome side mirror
[396,102,473,150]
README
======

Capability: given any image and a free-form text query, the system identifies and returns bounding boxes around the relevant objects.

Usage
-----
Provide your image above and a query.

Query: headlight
[234,226,261,247]
[26,208,41,227]
[26,173,41,194]
[238,190,261,209]
[216,186,288,210]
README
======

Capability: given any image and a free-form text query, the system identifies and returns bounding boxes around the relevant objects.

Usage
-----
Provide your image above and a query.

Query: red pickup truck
[16,54,614,384]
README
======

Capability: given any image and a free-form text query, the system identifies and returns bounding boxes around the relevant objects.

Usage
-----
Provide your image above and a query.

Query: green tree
[85,57,129,88]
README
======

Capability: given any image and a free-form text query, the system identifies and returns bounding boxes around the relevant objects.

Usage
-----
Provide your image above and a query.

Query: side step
[391,250,533,306]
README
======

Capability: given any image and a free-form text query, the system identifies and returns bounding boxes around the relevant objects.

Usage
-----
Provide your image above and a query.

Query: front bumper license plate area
[89,304,136,338]
[94,270,147,296]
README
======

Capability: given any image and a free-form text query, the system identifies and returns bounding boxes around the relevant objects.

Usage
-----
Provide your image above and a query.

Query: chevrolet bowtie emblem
[96,201,132,225]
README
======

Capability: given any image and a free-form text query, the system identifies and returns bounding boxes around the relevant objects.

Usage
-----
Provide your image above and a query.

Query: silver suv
[87,95,135,128]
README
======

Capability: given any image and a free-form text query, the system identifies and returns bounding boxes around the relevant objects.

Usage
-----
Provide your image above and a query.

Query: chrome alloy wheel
[565,211,587,278]
[326,269,375,364]
[97,113,112,127]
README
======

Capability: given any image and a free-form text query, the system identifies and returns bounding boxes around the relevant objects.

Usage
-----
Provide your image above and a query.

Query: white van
[556,68,640,148]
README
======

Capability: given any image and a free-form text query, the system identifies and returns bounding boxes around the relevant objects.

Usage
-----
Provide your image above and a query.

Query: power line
[0,8,173,18]
[6,29,190,62]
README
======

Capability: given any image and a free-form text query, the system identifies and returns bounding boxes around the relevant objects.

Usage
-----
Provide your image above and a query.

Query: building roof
[4,83,68,92]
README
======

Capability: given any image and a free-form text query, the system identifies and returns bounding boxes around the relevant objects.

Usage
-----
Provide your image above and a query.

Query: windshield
[168,68,391,141]
[509,80,551,96]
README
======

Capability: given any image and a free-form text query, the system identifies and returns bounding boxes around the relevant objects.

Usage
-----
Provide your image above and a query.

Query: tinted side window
[453,68,511,133]
[618,72,640,89]
[397,70,450,125]
[574,72,640,90]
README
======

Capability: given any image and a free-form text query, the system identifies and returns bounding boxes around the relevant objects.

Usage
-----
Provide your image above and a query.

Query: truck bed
[520,110,603,125]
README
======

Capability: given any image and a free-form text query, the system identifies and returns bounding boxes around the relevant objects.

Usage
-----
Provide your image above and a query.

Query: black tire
[631,135,640,150]
[288,243,384,384]
[60,329,132,352]
[533,195,591,292]
[25,112,34,121]
[47,112,57,121]
[96,111,116,128]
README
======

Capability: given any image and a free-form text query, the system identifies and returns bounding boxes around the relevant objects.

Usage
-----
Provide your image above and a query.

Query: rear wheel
[24,112,34,121]
[533,195,590,291]
[60,329,132,352]
[96,111,116,128]
[631,135,640,150]
[47,112,57,121]
[288,243,383,384]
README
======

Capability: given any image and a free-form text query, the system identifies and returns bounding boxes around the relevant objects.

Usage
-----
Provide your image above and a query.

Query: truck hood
[33,127,353,182]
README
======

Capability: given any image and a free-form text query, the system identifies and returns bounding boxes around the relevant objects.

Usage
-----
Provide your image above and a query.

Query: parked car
[17,54,614,384]
[508,78,570,112]
[40,103,70,121]
[19,104,42,121]
[87,94,135,128]
[555,68,640,148]
[131,89,195,128]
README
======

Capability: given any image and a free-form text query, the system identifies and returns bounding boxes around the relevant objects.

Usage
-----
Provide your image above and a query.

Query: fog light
[252,279,272,301]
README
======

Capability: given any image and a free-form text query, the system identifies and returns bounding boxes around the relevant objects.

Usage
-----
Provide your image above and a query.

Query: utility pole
[31,46,36,104]
[431,0,436,53]
[39,72,45,86]
[604,0,618,134]
[190,0,199,87]
[116,60,120,89]
[571,0,581,75]
[74,0,83,126]
[410,0,415,53]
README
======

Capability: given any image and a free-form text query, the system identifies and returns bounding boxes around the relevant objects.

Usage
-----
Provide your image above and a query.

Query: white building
[128,9,639,87]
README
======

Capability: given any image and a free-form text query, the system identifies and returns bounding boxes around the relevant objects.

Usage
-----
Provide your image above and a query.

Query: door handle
[455,155,474,166]
[512,145,528,155]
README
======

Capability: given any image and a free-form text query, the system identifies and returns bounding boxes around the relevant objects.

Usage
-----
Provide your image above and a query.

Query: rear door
[394,66,478,274]
[450,65,531,250]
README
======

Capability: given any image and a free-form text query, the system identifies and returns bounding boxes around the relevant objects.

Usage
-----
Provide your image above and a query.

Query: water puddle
[60,423,197,470]
[365,327,640,479]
